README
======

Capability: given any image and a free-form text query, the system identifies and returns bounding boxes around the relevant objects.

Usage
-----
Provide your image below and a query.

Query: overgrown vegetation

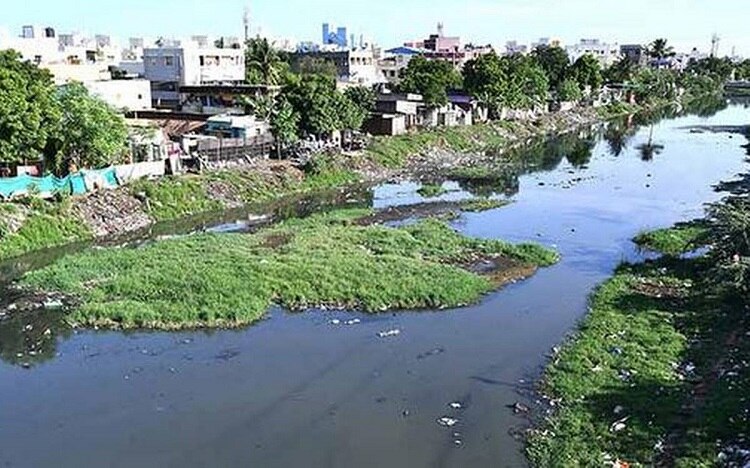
[417,183,448,198]
[21,209,558,329]
[365,123,511,168]
[0,198,91,260]
[529,178,750,466]
[634,223,707,256]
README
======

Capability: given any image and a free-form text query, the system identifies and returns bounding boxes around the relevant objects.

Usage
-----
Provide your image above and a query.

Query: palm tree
[245,38,284,86]
[636,125,665,161]
[647,38,676,60]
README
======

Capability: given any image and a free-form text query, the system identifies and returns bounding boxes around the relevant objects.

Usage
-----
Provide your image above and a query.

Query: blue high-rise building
[321,23,348,48]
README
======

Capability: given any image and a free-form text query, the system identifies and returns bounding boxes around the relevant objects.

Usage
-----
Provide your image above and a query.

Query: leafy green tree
[557,78,583,101]
[270,97,300,157]
[335,91,367,131]
[293,56,339,78]
[344,86,376,114]
[285,74,364,137]
[604,57,638,84]
[685,57,734,82]
[0,50,61,164]
[245,37,286,85]
[735,59,750,80]
[499,54,549,109]
[50,82,127,172]
[631,68,677,104]
[463,52,507,117]
[647,38,676,60]
[531,45,570,88]
[570,54,603,92]
[399,55,462,106]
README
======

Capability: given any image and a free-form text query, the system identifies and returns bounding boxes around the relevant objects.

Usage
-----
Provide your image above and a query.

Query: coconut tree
[647,38,676,60]
[245,37,285,86]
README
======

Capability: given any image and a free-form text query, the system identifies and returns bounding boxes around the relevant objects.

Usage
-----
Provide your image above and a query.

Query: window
[165,56,174,66]
[150,57,157,66]
[137,94,143,100]
[33,55,42,64]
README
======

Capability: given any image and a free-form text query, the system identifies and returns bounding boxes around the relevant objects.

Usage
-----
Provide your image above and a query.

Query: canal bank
[0,101,748,467]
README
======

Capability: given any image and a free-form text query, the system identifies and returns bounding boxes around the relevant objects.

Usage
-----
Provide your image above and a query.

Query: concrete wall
[85,79,152,111]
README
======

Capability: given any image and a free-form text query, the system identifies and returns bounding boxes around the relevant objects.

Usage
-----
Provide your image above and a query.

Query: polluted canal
[1,102,749,468]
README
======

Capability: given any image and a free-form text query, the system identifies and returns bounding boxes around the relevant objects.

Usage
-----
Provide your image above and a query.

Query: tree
[343,86,376,114]
[463,52,507,118]
[557,78,583,102]
[631,68,677,104]
[399,55,462,107]
[50,82,128,173]
[285,74,364,137]
[245,37,286,85]
[0,50,61,164]
[647,38,676,60]
[293,56,339,78]
[604,57,638,84]
[269,97,300,158]
[499,54,549,109]
[531,45,570,89]
[570,54,603,92]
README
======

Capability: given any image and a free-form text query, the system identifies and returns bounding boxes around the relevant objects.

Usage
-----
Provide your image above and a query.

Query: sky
[2,0,749,56]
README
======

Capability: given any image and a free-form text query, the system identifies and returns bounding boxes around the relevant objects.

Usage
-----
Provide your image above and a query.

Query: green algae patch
[20,209,558,330]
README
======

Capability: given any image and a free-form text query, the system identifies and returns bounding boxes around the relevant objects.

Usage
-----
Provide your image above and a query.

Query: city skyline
[1,0,748,56]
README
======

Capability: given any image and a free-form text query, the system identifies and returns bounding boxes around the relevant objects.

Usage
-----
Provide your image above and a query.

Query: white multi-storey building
[566,39,621,67]
[143,39,246,108]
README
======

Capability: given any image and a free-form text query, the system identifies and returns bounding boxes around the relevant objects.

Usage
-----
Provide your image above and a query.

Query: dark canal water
[1,102,748,468]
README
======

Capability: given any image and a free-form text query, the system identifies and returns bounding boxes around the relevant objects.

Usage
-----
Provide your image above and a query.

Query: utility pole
[243,6,250,43]
[710,33,720,58]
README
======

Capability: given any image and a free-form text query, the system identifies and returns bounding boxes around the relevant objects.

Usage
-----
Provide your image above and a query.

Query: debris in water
[610,417,629,432]
[511,402,530,414]
[449,402,463,410]
[378,329,401,338]
[417,347,445,360]
[330,319,342,325]
[437,417,458,427]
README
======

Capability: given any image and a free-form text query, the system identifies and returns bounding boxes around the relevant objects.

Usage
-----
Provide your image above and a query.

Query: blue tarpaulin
[0,168,119,199]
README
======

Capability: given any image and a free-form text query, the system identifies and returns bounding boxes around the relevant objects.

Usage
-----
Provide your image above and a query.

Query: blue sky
[2,0,748,55]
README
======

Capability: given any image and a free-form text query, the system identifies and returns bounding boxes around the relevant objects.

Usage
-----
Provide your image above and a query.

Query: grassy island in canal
[20,209,558,330]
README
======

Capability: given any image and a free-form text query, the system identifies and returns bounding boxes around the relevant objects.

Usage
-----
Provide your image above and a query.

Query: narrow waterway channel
[1,102,748,468]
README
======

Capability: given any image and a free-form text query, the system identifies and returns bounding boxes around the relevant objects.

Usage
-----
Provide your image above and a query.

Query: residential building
[205,114,271,139]
[378,46,421,84]
[85,79,152,111]
[566,39,621,67]
[0,25,61,64]
[405,24,492,67]
[143,39,246,108]
[531,37,563,49]
[505,41,528,56]
[620,44,646,66]
[293,47,382,86]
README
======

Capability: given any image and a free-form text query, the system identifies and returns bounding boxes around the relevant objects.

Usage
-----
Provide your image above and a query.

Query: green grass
[459,198,509,213]
[417,184,448,198]
[130,156,361,222]
[529,230,748,466]
[0,199,91,261]
[528,263,690,466]
[634,224,707,256]
[21,209,558,330]
[129,176,224,221]
[364,124,508,168]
